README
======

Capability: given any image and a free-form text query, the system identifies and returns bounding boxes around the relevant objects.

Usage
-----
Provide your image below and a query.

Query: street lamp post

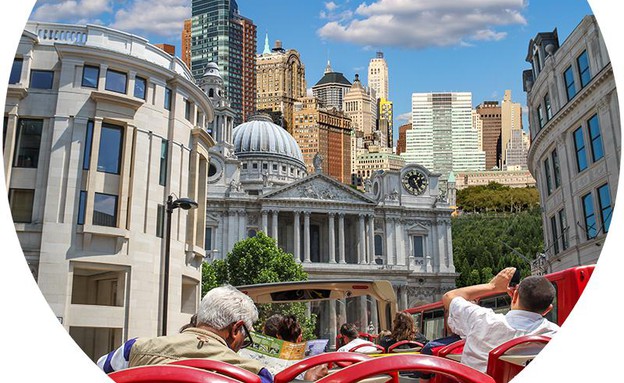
[162,195,198,336]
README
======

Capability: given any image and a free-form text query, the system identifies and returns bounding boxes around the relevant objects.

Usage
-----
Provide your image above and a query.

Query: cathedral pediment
[261,173,377,205]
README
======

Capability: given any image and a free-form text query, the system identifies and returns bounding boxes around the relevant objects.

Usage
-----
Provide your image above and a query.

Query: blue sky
[28,0,594,142]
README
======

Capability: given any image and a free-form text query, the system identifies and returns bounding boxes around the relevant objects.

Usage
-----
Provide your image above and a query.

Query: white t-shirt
[337,338,378,353]
[447,297,559,372]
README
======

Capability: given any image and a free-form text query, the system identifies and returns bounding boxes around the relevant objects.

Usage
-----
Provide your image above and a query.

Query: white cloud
[318,0,527,49]
[109,0,190,38]
[325,1,338,11]
[397,112,411,123]
[30,0,112,23]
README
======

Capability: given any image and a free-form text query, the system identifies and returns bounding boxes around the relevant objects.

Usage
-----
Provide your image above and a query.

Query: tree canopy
[456,182,540,213]
[202,231,316,340]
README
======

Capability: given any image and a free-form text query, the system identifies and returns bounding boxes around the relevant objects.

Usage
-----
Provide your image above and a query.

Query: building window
[597,183,612,234]
[205,227,212,250]
[552,148,561,189]
[13,118,43,168]
[537,105,544,129]
[413,236,424,258]
[558,209,568,251]
[93,193,118,227]
[185,99,192,121]
[9,188,34,223]
[550,215,559,255]
[544,157,553,195]
[81,65,99,88]
[587,114,604,162]
[164,87,172,110]
[564,66,576,101]
[83,120,94,170]
[30,70,54,89]
[573,127,587,172]
[577,50,591,88]
[544,93,552,121]
[9,58,23,84]
[581,192,596,240]
[105,69,127,94]
[97,123,123,174]
[77,191,87,225]
[134,76,147,99]
[156,204,164,238]
[159,139,168,186]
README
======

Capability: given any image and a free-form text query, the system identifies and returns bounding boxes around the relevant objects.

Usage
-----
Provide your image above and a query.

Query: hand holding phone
[509,268,521,287]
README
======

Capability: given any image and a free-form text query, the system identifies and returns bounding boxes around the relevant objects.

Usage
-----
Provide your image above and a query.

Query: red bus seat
[274,352,370,383]
[350,343,385,353]
[387,340,425,353]
[108,364,241,383]
[432,340,465,383]
[486,335,551,383]
[169,358,261,383]
[315,354,496,383]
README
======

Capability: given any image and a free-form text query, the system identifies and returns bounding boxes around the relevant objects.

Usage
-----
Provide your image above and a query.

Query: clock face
[402,169,428,195]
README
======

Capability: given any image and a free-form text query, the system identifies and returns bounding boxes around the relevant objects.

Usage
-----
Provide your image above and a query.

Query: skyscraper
[256,36,306,133]
[501,90,523,168]
[368,52,393,149]
[191,0,256,124]
[368,51,388,100]
[181,18,191,68]
[312,61,351,111]
[292,97,352,183]
[475,101,502,170]
[402,92,485,178]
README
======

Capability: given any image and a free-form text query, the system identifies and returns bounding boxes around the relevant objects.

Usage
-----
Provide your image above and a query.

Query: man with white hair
[98,285,273,383]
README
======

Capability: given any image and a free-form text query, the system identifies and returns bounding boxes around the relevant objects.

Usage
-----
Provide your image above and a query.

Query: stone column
[271,210,279,242]
[329,300,337,350]
[401,287,409,310]
[228,210,238,250]
[328,213,336,264]
[368,215,376,265]
[238,210,246,241]
[395,219,406,266]
[304,211,311,263]
[338,213,346,264]
[358,214,366,264]
[293,211,301,262]
[385,218,395,265]
[261,210,268,234]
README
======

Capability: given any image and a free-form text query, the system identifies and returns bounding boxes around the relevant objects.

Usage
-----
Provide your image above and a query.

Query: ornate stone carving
[404,219,432,227]
[313,153,323,173]
[385,188,399,201]
[247,214,258,226]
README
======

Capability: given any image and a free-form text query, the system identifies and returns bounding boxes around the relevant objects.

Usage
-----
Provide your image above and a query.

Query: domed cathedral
[204,63,456,344]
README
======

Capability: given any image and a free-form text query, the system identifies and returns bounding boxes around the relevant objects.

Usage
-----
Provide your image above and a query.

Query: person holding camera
[442,267,559,373]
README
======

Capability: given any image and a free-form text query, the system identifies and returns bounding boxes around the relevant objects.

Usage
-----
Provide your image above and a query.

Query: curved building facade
[524,15,620,273]
[4,22,215,360]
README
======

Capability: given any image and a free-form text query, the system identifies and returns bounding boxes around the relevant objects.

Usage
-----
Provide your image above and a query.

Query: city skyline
[27,0,593,142]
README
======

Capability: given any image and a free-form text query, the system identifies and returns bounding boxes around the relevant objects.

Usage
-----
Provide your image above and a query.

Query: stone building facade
[5,22,214,361]
[524,15,620,273]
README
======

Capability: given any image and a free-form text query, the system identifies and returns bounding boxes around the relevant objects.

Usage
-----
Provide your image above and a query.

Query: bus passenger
[262,314,284,338]
[100,285,274,383]
[337,323,378,353]
[442,267,559,372]
[379,312,428,351]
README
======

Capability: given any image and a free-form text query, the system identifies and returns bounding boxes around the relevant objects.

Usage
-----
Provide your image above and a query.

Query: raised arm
[442,267,516,312]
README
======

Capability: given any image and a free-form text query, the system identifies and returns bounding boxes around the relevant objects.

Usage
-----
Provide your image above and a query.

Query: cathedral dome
[233,113,304,164]
[232,113,307,190]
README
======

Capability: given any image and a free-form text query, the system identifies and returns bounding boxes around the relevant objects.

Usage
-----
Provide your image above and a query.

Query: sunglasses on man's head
[241,323,254,349]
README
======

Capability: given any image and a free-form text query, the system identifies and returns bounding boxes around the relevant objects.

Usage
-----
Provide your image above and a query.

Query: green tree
[202,232,317,340]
